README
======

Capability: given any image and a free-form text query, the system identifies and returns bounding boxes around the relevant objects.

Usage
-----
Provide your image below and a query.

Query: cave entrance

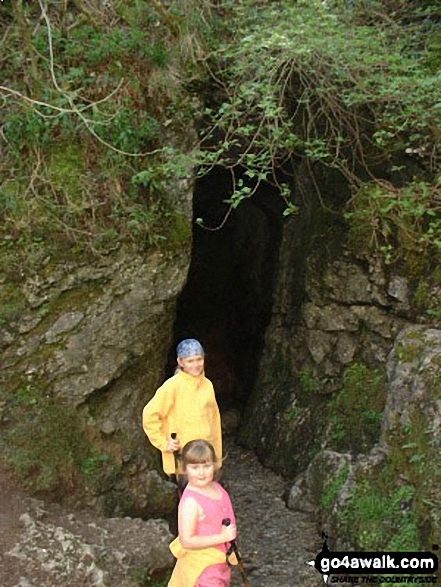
[168,167,284,413]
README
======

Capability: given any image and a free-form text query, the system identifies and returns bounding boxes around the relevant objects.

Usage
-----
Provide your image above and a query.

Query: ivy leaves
[193,0,440,261]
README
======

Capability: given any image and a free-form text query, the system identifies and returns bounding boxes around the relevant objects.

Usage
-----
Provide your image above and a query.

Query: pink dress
[179,482,236,587]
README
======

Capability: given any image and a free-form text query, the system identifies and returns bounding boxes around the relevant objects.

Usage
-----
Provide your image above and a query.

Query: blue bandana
[176,339,205,358]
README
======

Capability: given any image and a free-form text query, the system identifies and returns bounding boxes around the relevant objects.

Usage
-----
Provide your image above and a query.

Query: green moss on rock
[327,362,386,454]
[339,480,420,552]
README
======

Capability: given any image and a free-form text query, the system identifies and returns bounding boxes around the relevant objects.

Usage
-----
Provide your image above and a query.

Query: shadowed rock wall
[239,161,423,477]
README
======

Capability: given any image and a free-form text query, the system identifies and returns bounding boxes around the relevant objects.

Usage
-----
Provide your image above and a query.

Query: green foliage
[0,0,199,270]
[328,363,386,453]
[47,145,85,196]
[0,281,26,326]
[166,212,192,248]
[98,105,161,156]
[396,342,421,364]
[339,480,420,552]
[210,0,440,162]
[298,370,319,394]
[194,0,440,250]
[132,147,193,195]
[2,0,440,266]
[59,25,169,69]
[4,394,91,492]
[285,399,306,422]
[333,373,439,553]
[345,180,441,271]
[5,384,40,408]
[79,452,112,480]
[321,464,349,512]
[1,383,119,495]
[413,268,441,320]
[387,415,441,547]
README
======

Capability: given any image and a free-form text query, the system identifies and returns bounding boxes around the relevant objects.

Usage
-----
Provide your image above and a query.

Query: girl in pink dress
[168,439,237,587]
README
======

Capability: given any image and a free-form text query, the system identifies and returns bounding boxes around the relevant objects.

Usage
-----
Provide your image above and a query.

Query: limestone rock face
[381,325,441,440]
[305,450,353,513]
[45,250,187,406]
[1,246,190,517]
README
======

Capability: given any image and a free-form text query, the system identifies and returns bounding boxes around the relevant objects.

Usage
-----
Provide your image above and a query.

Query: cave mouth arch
[167,166,285,413]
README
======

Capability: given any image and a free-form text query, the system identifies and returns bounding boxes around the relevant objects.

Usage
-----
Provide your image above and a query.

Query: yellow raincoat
[142,369,222,475]
[168,537,237,587]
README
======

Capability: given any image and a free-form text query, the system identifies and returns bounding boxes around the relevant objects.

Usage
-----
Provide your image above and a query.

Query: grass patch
[339,480,420,552]
[321,464,350,512]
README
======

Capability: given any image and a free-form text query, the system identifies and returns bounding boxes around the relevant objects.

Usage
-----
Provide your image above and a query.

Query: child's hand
[166,438,180,452]
[220,523,237,543]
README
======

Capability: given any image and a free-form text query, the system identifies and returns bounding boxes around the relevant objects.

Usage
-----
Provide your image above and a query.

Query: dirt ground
[0,462,37,586]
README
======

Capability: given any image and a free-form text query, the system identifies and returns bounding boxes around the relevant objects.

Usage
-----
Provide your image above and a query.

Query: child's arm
[142,384,173,452]
[209,387,223,467]
[179,497,236,550]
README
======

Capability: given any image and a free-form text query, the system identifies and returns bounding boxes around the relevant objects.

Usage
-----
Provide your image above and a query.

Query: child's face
[178,354,204,376]
[186,460,214,488]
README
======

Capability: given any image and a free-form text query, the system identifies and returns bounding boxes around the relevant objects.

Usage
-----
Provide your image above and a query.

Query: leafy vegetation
[298,370,320,394]
[321,464,350,512]
[1,4,440,566]
[387,415,441,548]
[339,480,420,552]
[345,179,440,270]
[413,267,441,320]
[0,383,118,495]
[194,0,440,265]
[328,362,386,453]
[0,281,26,325]
[1,0,439,271]
[1,0,197,265]
[4,392,87,492]
[324,350,440,555]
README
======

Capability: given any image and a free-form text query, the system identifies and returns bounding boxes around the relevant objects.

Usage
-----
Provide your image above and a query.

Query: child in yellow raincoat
[142,339,222,477]
[168,439,237,587]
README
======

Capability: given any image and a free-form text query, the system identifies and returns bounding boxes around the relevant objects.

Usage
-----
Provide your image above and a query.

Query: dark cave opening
[167,167,285,413]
